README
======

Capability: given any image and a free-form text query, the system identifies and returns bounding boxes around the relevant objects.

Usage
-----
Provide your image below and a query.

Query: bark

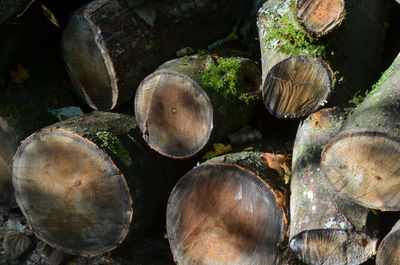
[62,0,252,110]
[134,55,261,158]
[290,108,377,265]
[12,111,195,256]
[0,0,31,24]
[321,52,400,211]
[257,0,385,119]
[376,219,400,265]
[166,151,293,265]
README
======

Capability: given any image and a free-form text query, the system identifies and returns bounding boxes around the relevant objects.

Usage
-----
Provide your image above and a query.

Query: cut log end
[135,70,213,158]
[12,129,132,256]
[263,56,332,119]
[290,230,377,265]
[296,0,345,35]
[167,163,286,265]
[321,131,400,211]
[376,222,400,265]
[62,14,118,111]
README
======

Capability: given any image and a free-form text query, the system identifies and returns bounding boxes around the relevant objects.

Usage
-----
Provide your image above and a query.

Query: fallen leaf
[10,65,29,84]
[41,4,60,27]
[260,153,292,184]
[202,143,232,159]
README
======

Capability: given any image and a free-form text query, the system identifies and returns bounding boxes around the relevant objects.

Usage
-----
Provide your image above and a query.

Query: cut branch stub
[376,219,400,265]
[167,151,288,265]
[13,128,132,256]
[135,56,261,158]
[321,52,400,211]
[290,108,377,265]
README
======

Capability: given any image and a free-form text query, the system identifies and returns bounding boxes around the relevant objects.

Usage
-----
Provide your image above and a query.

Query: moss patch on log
[96,131,132,167]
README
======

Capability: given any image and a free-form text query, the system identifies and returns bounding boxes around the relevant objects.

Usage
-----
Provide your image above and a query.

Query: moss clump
[96,131,132,167]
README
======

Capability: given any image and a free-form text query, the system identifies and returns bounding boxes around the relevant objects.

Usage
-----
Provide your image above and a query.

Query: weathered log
[257,0,385,119]
[12,111,194,256]
[376,219,400,265]
[166,151,292,265]
[321,52,400,211]
[134,55,261,158]
[290,108,377,265]
[0,0,31,24]
[62,0,252,110]
[0,117,18,210]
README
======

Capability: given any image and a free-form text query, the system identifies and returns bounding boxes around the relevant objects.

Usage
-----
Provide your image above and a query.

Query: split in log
[12,111,194,256]
[134,55,261,158]
[166,151,291,265]
[62,0,252,110]
[321,52,400,211]
[290,108,377,265]
[257,0,385,118]
[376,219,400,265]
[0,117,18,210]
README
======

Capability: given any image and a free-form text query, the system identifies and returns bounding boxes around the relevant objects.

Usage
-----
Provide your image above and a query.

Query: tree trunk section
[12,111,195,256]
[134,55,261,158]
[376,219,400,265]
[257,0,385,119]
[166,151,293,265]
[321,52,400,211]
[290,108,377,265]
[62,0,252,110]
[0,0,31,24]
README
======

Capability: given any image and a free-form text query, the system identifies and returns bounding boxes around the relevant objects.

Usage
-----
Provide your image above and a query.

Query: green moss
[96,131,132,167]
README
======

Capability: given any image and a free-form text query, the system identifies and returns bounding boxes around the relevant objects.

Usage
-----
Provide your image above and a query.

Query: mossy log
[62,0,251,110]
[376,219,400,265]
[0,117,18,210]
[12,111,194,256]
[166,151,293,265]
[134,55,261,158]
[290,108,377,265]
[0,0,31,24]
[257,0,385,119]
[321,52,400,211]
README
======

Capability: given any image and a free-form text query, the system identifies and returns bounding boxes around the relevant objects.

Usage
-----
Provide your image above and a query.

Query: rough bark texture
[376,219,400,265]
[290,108,377,265]
[12,111,195,256]
[62,0,252,110]
[167,151,291,265]
[257,0,385,119]
[0,0,31,24]
[134,55,261,158]
[321,52,400,211]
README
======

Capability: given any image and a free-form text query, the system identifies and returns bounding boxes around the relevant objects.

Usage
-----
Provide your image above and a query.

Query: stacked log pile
[1,0,400,264]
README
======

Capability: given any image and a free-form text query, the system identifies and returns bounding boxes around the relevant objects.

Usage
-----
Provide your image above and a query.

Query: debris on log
[257,0,385,118]
[167,151,291,265]
[290,108,377,265]
[62,0,252,110]
[376,219,400,265]
[321,52,400,211]
[134,55,261,158]
[12,111,194,256]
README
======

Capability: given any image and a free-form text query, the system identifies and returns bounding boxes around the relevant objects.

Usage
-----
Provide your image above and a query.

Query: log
[0,0,31,24]
[134,55,261,158]
[166,151,291,265]
[321,52,400,211]
[376,219,400,265]
[290,108,377,265]
[257,0,385,119]
[12,111,194,256]
[0,117,18,210]
[62,0,252,110]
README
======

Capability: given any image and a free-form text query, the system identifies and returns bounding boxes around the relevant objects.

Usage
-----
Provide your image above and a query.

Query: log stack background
[1,0,400,264]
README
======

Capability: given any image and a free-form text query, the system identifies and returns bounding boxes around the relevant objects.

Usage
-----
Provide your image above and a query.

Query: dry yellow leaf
[259,153,292,184]
[41,4,60,27]
[202,143,232,159]
[10,64,29,84]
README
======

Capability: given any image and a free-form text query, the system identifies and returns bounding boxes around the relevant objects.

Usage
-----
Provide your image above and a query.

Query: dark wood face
[167,163,285,265]
[135,70,213,158]
[12,129,132,256]
[297,0,345,34]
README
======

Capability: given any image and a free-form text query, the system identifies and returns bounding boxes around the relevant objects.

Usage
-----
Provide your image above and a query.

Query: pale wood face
[167,164,285,265]
[297,0,345,34]
[135,70,213,158]
[13,129,132,256]
[322,132,400,211]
